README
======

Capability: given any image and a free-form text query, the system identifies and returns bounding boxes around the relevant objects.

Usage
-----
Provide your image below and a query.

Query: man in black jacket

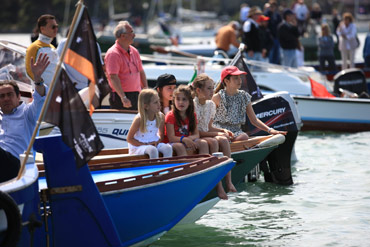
[242,6,263,61]
[278,9,300,67]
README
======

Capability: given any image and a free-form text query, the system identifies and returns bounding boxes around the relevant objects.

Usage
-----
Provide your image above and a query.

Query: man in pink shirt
[105,21,148,110]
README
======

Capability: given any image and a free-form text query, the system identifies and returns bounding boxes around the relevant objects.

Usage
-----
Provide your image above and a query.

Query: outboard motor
[333,68,368,96]
[243,92,301,185]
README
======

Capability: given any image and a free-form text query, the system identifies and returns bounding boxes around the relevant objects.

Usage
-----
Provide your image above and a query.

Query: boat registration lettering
[112,128,129,136]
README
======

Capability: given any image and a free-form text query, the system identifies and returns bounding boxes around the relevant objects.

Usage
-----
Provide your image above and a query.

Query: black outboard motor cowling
[243,93,299,185]
[333,68,368,96]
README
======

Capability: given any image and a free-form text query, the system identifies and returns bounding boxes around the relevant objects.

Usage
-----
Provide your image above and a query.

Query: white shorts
[129,143,169,155]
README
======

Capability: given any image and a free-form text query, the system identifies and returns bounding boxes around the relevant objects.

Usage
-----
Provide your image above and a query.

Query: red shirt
[104,41,143,92]
[164,111,197,143]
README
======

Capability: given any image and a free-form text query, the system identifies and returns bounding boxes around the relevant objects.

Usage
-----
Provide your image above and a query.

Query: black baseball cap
[154,74,177,89]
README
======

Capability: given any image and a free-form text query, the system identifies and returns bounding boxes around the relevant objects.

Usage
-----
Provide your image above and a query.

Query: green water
[153,131,370,247]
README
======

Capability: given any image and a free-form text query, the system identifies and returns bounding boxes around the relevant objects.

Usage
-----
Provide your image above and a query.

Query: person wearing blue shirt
[0,53,49,182]
[363,24,370,67]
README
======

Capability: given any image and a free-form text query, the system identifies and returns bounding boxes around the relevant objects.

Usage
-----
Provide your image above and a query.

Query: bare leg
[233,133,249,142]
[215,136,236,193]
[204,137,227,199]
[172,143,187,156]
[203,137,219,154]
[195,139,209,154]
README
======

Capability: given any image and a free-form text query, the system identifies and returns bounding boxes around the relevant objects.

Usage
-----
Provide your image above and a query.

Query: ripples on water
[154,132,370,247]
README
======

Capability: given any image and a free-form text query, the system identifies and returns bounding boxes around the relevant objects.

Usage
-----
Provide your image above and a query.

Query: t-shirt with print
[164,111,197,143]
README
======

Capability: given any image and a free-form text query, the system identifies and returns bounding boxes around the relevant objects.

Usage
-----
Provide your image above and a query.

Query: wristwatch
[34,78,44,86]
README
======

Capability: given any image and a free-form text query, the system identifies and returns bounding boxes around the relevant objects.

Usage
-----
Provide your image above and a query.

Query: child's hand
[149,141,158,146]
[224,129,234,140]
[270,128,288,135]
[182,137,196,151]
[217,132,230,140]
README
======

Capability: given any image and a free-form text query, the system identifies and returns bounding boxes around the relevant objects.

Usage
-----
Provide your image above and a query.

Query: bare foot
[227,183,237,193]
[216,182,228,200]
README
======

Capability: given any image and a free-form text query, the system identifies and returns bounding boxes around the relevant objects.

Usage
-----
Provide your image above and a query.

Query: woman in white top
[127,89,172,158]
[337,12,358,69]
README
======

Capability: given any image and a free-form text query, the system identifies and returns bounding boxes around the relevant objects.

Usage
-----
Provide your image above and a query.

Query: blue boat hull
[33,135,235,247]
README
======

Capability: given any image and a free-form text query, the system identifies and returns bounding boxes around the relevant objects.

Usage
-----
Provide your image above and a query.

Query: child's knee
[145,145,158,159]
[197,139,209,150]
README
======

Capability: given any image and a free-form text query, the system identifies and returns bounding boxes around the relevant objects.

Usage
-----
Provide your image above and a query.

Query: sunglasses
[51,24,59,30]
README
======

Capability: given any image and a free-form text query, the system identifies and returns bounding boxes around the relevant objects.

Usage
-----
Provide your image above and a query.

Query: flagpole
[214,43,245,89]
[17,0,85,179]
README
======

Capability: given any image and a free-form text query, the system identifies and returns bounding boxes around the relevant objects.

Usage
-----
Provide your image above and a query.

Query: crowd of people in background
[234,0,368,70]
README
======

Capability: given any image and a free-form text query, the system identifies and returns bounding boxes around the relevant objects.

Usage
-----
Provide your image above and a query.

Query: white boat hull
[294,96,370,132]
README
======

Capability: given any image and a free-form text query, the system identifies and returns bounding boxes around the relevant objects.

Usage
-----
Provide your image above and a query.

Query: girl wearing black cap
[155,73,177,115]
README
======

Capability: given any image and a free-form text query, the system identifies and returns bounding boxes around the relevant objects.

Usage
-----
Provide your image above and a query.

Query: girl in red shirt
[164,85,208,156]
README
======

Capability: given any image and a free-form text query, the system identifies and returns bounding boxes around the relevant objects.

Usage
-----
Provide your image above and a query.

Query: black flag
[229,51,263,102]
[64,7,110,113]
[44,69,104,167]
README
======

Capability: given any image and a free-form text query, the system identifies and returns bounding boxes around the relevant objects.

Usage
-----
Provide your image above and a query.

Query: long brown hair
[172,85,196,133]
[214,75,231,93]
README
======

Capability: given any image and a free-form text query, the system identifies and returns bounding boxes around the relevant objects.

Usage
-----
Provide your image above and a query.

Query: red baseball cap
[221,66,247,82]
[258,15,270,23]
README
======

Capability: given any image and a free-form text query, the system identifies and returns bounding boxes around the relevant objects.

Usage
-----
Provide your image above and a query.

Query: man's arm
[30,53,49,96]
[109,74,132,108]
[140,70,148,89]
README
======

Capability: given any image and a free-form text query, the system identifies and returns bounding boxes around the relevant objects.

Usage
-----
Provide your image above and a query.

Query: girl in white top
[127,89,172,158]
[191,74,237,200]
[336,12,358,69]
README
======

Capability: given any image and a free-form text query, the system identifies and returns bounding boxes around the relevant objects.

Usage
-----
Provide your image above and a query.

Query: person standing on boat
[318,23,336,72]
[0,54,49,183]
[242,6,263,61]
[105,21,148,110]
[25,14,59,86]
[364,23,370,68]
[264,0,282,64]
[278,9,300,68]
[336,12,358,70]
[214,21,241,57]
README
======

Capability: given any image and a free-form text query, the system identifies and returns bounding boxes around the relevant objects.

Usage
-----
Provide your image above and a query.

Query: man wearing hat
[155,73,177,115]
[257,15,274,62]
[278,9,300,67]
[242,6,263,61]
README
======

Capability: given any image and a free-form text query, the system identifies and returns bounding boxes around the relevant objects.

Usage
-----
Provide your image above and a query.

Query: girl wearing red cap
[213,66,286,141]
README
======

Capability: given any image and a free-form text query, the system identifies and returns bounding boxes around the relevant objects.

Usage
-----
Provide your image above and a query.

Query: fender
[0,191,22,247]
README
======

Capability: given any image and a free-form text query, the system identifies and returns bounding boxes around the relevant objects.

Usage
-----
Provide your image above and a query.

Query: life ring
[0,190,22,247]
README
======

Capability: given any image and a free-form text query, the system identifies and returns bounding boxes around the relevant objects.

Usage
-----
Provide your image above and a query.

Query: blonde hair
[138,89,162,133]
[321,23,330,36]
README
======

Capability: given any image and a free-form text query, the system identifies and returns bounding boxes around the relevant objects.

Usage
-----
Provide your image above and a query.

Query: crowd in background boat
[235,0,370,71]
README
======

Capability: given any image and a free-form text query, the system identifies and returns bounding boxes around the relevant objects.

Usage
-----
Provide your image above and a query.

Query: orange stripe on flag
[65,49,95,84]
[65,49,97,115]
